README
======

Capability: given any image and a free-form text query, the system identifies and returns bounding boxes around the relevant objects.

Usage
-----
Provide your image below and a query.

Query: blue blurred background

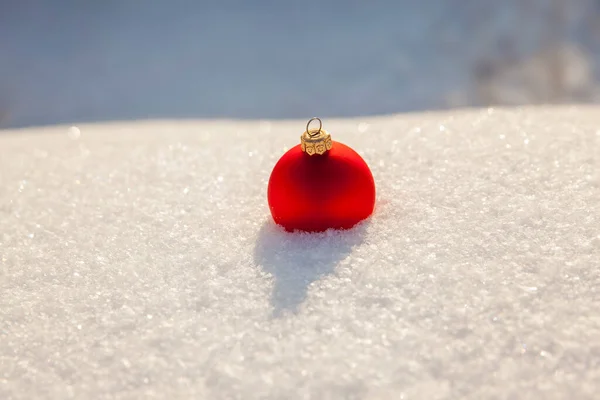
[2,0,600,128]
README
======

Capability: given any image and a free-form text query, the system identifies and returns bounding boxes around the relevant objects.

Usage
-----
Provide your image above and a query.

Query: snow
[1,106,599,399]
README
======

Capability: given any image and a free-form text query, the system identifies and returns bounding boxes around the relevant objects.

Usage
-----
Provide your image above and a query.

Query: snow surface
[1,107,599,399]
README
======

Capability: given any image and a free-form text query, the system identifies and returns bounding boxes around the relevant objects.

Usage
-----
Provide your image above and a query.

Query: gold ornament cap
[301,117,333,156]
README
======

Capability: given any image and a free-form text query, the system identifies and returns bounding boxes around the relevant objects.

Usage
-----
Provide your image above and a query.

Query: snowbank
[1,107,599,398]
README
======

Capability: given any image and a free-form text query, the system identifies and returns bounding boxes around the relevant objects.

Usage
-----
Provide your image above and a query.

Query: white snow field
[1,107,599,399]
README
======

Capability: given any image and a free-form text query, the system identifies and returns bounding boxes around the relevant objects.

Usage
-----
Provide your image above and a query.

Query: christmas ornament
[268,117,376,232]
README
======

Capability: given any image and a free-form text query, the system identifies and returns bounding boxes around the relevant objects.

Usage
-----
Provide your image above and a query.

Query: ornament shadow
[253,220,370,318]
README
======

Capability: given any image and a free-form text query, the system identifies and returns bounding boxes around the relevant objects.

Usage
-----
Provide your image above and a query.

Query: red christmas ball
[268,141,376,232]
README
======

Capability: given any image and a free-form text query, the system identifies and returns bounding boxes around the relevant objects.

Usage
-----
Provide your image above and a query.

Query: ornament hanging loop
[301,117,333,156]
[306,117,323,138]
